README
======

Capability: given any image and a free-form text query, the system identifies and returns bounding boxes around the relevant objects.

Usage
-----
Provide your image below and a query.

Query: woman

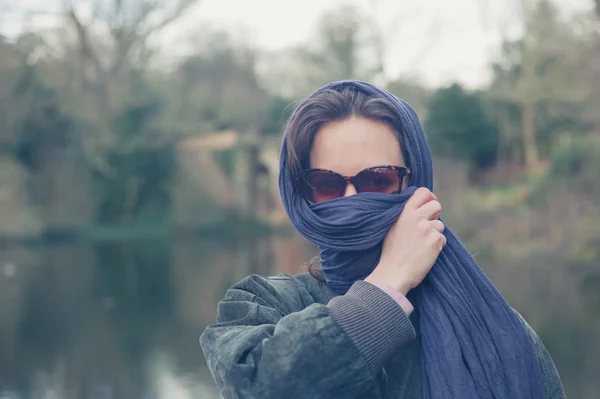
[200,80,565,398]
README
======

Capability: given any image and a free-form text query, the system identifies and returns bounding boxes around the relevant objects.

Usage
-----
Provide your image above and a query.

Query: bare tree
[26,0,199,221]
[61,0,198,113]
[490,0,588,174]
[51,0,199,179]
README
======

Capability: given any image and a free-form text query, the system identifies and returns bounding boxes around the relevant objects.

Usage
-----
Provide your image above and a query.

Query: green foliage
[535,104,593,153]
[93,85,175,223]
[425,83,500,170]
[547,137,600,182]
[11,66,73,170]
[531,137,600,206]
[263,96,294,135]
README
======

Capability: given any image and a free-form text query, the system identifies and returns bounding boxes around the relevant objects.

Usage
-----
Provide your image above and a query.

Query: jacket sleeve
[514,311,566,399]
[200,275,416,399]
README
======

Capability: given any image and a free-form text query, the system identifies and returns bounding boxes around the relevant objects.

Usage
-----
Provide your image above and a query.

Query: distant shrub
[531,137,600,206]
[425,83,500,171]
[548,137,600,180]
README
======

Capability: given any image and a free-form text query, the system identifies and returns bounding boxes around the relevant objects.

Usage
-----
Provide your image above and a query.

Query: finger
[419,200,442,220]
[406,187,437,209]
[430,219,445,233]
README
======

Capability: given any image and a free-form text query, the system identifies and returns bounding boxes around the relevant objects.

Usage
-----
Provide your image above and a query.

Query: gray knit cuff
[327,280,416,375]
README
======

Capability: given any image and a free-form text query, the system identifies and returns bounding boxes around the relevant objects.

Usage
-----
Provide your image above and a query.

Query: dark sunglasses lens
[356,168,400,194]
[303,171,345,203]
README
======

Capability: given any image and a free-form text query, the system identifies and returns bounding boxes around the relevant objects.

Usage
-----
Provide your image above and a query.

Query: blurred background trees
[425,83,500,173]
[1,1,600,397]
[0,0,599,231]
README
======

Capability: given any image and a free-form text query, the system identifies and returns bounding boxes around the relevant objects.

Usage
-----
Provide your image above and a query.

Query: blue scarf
[278,80,546,398]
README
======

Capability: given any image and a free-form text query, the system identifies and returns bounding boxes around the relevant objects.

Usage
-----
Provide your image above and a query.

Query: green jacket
[200,272,565,399]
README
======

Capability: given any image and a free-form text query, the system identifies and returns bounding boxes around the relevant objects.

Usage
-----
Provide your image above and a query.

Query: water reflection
[0,233,598,398]
[0,233,314,399]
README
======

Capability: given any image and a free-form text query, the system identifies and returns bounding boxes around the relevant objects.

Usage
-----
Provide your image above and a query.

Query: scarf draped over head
[278,80,546,398]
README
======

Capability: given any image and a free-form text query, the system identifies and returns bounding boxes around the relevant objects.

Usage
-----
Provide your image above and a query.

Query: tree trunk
[521,101,540,174]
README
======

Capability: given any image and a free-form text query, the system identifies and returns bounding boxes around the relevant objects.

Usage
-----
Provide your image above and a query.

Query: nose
[343,181,358,197]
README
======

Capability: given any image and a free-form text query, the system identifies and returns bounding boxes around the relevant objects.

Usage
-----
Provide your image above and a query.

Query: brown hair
[284,86,408,281]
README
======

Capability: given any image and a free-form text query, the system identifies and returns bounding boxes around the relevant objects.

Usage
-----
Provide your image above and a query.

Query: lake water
[0,232,598,398]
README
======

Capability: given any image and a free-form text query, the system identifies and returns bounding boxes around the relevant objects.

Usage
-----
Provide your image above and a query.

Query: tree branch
[64,2,102,74]
[139,0,198,37]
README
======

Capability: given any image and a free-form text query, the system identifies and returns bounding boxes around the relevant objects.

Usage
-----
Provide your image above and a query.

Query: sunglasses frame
[295,164,411,203]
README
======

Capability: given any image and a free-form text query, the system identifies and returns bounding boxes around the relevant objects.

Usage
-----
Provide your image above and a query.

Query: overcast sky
[1,0,594,88]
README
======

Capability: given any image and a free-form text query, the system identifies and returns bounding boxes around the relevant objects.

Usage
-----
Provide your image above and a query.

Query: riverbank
[0,217,291,245]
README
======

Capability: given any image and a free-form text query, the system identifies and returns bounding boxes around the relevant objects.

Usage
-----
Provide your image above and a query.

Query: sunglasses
[296,165,411,204]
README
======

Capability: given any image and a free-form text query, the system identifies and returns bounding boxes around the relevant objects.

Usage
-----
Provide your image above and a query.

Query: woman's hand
[365,187,446,295]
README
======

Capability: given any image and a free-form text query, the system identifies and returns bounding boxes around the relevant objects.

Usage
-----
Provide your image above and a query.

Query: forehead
[309,117,404,175]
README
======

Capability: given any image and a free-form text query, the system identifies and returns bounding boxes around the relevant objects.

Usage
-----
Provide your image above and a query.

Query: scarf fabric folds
[278,80,546,398]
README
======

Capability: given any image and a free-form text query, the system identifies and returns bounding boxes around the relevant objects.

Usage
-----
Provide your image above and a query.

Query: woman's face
[309,116,407,198]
